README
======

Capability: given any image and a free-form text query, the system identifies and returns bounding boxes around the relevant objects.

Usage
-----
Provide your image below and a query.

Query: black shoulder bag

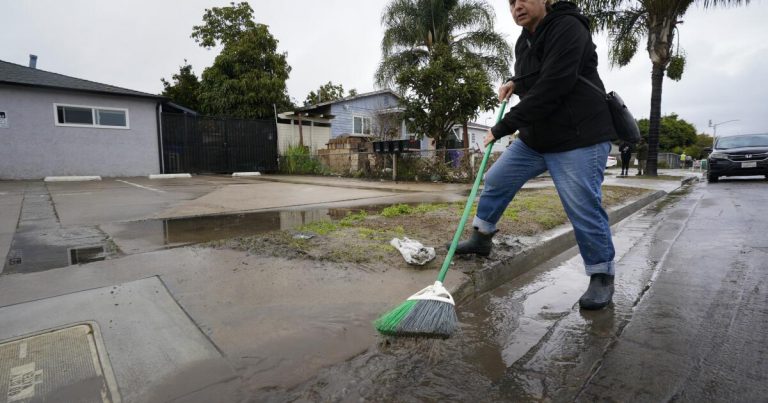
[578,77,641,143]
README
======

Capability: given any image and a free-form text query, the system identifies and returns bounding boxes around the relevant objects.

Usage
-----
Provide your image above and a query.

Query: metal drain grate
[0,324,120,403]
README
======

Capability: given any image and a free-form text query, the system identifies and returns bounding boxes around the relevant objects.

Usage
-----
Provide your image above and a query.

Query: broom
[374,100,508,339]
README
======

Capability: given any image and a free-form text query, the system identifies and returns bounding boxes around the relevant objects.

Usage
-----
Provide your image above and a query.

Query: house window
[55,104,129,129]
[353,116,371,135]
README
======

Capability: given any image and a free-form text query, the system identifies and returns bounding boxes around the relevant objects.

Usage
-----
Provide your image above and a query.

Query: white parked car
[606,156,618,168]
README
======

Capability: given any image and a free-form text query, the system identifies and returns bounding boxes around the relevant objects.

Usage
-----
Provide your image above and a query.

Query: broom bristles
[374,299,417,334]
[375,299,457,339]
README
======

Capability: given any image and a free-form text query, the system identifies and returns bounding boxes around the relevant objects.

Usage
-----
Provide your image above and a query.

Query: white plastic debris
[390,237,436,266]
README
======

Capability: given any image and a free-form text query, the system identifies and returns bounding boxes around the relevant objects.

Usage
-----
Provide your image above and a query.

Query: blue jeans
[473,140,616,276]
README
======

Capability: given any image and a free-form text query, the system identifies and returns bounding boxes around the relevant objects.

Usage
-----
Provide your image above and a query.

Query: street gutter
[450,185,684,305]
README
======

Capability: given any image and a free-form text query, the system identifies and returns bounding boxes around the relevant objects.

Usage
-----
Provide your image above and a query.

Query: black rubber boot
[453,228,495,257]
[579,274,615,310]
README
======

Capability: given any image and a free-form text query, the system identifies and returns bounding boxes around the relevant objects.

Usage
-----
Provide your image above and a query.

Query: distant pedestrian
[636,138,648,175]
[680,152,687,169]
[619,141,632,176]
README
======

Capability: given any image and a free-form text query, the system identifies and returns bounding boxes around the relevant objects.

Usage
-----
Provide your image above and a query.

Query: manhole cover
[0,324,120,403]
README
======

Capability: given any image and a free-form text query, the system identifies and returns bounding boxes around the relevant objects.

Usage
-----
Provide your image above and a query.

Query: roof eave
[0,80,165,101]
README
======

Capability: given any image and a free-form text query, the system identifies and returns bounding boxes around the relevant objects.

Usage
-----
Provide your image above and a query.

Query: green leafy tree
[688,133,714,159]
[637,113,697,152]
[191,2,256,48]
[192,2,292,118]
[304,81,349,106]
[161,60,201,111]
[398,45,496,147]
[574,0,751,176]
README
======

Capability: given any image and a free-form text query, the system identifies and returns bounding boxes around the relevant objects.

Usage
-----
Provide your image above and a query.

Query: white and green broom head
[374,281,458,339]
[374,100,508,340]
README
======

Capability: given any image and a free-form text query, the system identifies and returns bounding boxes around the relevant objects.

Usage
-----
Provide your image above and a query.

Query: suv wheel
[708,173,719,183]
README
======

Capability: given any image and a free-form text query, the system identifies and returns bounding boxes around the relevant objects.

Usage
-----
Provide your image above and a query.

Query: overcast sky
[2,0,766,136]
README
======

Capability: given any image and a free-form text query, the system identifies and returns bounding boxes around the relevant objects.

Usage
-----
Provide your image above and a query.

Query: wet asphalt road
[267,177,768,402]
[580,177,768,401]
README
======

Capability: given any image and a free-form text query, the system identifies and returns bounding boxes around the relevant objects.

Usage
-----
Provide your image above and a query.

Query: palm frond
[607,8,647,66]
[377,0,512,87]
[375,49,430,89]
[574,0,640,32]
[696,0,750,7]
[453,31,512,80]
[448,0,495,32]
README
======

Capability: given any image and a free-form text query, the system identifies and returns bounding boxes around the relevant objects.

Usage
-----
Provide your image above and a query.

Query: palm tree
[376,0,512,147]
[377,0,512,87]
[574,0,750,176]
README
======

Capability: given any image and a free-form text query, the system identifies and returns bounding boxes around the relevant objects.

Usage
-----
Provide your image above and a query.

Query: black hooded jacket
[491,2,616,153]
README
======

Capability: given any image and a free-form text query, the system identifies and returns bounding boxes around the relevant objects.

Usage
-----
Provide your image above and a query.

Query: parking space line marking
[57,192,93,196]
[116,180,166,193]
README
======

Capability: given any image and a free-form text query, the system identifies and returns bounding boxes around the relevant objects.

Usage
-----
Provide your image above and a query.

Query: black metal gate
[161,113,278,174]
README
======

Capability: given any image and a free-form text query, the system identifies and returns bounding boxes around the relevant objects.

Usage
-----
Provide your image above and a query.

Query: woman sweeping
[455,0,618,310]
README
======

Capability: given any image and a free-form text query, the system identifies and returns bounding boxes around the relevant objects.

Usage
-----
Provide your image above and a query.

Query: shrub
[281,144,325,174]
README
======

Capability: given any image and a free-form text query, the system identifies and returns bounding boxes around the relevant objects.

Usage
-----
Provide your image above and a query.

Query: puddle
[102,202,464,255]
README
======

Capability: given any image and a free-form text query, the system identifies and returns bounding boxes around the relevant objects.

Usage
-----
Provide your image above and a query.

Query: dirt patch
[208,185,650,271]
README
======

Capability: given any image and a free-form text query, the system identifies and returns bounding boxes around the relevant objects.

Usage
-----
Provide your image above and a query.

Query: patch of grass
[300,220,338,235]
[380,203,447,217]
[207,184,651,266]
[325,245,372,263]
[380,204,413,217]
[340,210,367,226]
[357,227,394,241]
[503,190,568,229]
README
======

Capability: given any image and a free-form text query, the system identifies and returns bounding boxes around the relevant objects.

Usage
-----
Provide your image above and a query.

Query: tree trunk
[647,63,665,176]
[298,114,304,147]
[462,121,469,148]
[645,14,675,176]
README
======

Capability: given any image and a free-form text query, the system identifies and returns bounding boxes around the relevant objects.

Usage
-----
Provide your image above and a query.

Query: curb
[149,174,191,179]
[232,172,261,177]
[450,189,667,305]
[44,176,101,182]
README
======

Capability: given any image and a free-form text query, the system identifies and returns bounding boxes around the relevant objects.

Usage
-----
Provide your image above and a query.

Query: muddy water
[255,206,668,402]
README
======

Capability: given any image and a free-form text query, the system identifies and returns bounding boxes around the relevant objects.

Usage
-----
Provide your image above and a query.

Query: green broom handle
[437,100,508,283]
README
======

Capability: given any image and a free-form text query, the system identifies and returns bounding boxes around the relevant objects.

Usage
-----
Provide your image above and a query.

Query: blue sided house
[278,89,412,152]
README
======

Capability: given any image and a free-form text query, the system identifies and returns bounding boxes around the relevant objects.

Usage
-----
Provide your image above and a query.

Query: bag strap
[505,71,608,99]
[578,76,607,97]
[505,70,540,83]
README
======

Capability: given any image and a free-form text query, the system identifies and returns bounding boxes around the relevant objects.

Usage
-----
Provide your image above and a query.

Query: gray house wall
[330,93,402,138]
[0,85,160,179]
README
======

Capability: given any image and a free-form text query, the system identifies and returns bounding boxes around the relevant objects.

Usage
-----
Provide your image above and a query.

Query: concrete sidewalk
[0,172,699,402]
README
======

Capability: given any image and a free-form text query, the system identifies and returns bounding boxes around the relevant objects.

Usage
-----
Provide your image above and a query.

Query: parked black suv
[706,133,768,182]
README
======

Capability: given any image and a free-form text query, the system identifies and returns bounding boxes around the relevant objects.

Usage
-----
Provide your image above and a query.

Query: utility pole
[708,119,739,137]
